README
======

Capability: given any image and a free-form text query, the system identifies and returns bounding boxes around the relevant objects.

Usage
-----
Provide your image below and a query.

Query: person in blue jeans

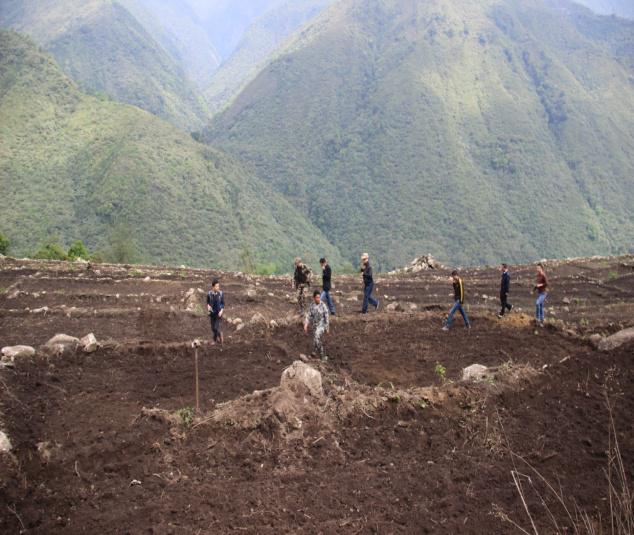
[534,263,549,324]
[319,258,336,315]
[360,253,380,314]
[442,271,471,331]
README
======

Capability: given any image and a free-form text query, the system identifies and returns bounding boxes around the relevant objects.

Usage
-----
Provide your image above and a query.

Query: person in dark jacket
[292,257,312,315]
[498,263,513,317]
[206,279,225,344]
[360,253,379,314]
[442,270,471,331]
[534,263,549,324]
[319,258,336,315]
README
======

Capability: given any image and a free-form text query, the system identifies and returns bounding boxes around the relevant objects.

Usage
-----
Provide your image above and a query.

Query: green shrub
[33,240,68,260]
[68,240,89,260]
[0,233,9,255]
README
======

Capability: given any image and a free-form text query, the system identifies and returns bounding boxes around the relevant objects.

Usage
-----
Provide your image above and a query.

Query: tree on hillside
[33,238,68,260]
[107,224,139,264]
[0,233,9,255]
[67,240,90,260]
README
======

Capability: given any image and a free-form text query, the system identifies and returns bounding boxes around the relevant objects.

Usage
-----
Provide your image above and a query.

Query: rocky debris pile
[182,288,205,312]
[210,361,329,439]
[389,254,443,275]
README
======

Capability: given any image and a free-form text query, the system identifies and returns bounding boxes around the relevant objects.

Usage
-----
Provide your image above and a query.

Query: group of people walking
[206,254,550,361]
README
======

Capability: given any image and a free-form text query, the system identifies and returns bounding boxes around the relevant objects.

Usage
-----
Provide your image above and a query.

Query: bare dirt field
[0,255,633,534]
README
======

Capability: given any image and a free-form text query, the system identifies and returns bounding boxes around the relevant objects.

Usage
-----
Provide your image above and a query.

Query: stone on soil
[0,431,11,453]
[280,361,323,398]
[598,327,634,352]
[1,345,36,360]
[462,364,491,382]
[250,312,266,324]
[80,333,98,353]
[386,302,404,312]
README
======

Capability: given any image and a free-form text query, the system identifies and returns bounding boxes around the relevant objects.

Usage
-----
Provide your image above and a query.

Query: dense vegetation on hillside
[0,0,209,130]
[204,0,333,112]
[205,0,634,270]
[120,0,221,88]
[0,31,343,270]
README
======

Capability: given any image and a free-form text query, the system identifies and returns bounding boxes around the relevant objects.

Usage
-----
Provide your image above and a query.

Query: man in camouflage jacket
[304,290,330,361]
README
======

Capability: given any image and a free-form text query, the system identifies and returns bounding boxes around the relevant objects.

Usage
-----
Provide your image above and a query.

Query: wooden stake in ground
[192,339,202,414]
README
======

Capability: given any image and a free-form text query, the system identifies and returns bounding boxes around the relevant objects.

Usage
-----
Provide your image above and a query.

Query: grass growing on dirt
[178,407,195,428]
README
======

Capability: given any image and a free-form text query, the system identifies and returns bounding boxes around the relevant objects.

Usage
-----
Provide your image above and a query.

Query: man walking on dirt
[207,279,225,344]
[320,257,336,316]
[442,270,471,331]
[498,263,513,318]
[304,289,330,361]
[534,263,549,325]
[293,257,312,315]
[360,253,380,314]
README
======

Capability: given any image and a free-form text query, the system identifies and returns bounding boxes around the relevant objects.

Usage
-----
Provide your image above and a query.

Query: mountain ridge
[0,30,344,270]
[205,0,634,270]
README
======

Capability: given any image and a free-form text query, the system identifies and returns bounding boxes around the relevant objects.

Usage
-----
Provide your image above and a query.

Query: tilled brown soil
[0,256,633,534]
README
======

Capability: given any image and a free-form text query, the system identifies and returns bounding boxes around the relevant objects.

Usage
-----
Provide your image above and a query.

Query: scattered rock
[462,364,492,382]
[43,334,79,356]
[409,303,418,311]
[182,288,205,312]
[562,297,571,304]
[386,302,404,313]
[1,345,35,361]
[269,320,279,329]
[280,361,323,398]
[390,254,443,274]
[236,323,245,332]
[246,287,258,302]
[589,333,603,349]
[80,333,98,353]
[250,312,266,325]
[598,327,634,352]
[143,276,151,282]
[0,431,12,453]
[346,294,359,302]
[31,306,49,315]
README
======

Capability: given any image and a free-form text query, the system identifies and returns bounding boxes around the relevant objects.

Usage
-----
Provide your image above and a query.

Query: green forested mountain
[573,0,634,18]
[205,0,634,270]
[186,0,287,59]
[0,0,209,130]
[204,0,334,112]
[0,30,343,270]
[120,0,221,88]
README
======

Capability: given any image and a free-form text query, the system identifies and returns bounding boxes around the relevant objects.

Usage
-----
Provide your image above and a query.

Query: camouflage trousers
[296,283,309,314]
[313,323,327,358]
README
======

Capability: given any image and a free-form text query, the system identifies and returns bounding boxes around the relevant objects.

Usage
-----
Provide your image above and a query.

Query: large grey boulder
[280,361,323,398]
[598,327,634,352]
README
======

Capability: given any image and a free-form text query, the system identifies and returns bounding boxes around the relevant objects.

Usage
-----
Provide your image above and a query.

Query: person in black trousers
[498,263,513,317]
[319,258,336,315]
[360,253,380,314]
[207,279,225,344]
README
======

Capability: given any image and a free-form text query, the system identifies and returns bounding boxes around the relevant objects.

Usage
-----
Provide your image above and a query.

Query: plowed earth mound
[0,256,632,534]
